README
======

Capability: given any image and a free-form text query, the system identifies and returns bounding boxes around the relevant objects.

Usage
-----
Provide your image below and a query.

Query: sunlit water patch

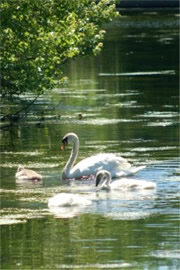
[145,120,176,127]
[131,146,177,153]
[99,70,176,77]
[149,250,180,259]
[61,117,142,126]
[55,263,132,269]
[138,111,178,118]
[105,211,154,221]
[1,150,43,156]
[0,162,59,169]
[0,208,49,225]
[53,88,106,94]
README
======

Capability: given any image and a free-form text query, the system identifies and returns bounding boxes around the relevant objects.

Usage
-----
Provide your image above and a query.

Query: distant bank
[118,0,179,8]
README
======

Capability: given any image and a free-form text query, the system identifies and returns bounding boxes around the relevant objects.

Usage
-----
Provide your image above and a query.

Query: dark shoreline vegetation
[0,0,119,129]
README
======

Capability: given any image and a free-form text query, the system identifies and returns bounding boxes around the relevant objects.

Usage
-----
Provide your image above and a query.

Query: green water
[0,10,179,269]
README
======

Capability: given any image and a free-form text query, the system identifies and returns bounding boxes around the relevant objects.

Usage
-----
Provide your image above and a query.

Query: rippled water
[0,10,179,270]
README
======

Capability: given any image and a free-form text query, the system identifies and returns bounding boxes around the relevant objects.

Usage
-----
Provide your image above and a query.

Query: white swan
[61,132,145,179]
[15,165,42,181]
[96,170,156,191]
[48,193,92,208]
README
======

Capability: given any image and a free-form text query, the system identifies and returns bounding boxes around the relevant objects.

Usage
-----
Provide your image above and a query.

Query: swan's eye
[61,137,68,150]
[62,137,68,145]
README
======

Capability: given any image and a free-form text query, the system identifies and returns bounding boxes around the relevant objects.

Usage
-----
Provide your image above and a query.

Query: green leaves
[1,0,119,99]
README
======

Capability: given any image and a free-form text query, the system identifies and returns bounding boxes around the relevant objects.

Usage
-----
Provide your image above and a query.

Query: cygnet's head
[95,170,111,187]
[17,165,24,172]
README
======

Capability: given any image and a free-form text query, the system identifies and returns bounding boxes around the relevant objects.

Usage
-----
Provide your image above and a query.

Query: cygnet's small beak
[95,174,102,187]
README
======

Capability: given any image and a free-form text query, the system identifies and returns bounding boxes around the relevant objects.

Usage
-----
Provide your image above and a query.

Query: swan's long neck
[101,173,111,190]
[63,136,79,177]
[105,175,111,189]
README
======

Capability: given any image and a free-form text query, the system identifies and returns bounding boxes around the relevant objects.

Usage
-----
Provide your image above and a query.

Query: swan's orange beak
[61,143,65,151]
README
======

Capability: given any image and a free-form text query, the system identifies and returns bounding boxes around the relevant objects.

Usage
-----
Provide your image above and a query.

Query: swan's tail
[114,171,127,178]
[127,165,146,176]
[112,166,146,178]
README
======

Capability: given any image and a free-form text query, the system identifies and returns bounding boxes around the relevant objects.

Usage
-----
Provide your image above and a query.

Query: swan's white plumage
[70,153,132,177]
[110,178,156,190]
[61,133,145,179]
[96,170,156,191]
[48,193,92,208]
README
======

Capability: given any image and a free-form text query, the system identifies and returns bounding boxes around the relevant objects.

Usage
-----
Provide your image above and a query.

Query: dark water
[0,11,179,270]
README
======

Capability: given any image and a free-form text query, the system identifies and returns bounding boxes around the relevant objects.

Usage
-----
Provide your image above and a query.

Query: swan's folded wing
[111,178,156,190]
[71,153,131,178]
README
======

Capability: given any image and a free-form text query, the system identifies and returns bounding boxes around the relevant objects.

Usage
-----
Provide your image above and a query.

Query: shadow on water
[0,10,179,270]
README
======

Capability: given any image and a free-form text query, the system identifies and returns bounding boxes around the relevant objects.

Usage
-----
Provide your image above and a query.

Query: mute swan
[15,165,42,181]
[48,193,92,207]
[61,132,145,179]
[96,170,156,191]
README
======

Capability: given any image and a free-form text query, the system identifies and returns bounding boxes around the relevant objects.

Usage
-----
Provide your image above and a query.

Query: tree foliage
[1,0,119,99]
